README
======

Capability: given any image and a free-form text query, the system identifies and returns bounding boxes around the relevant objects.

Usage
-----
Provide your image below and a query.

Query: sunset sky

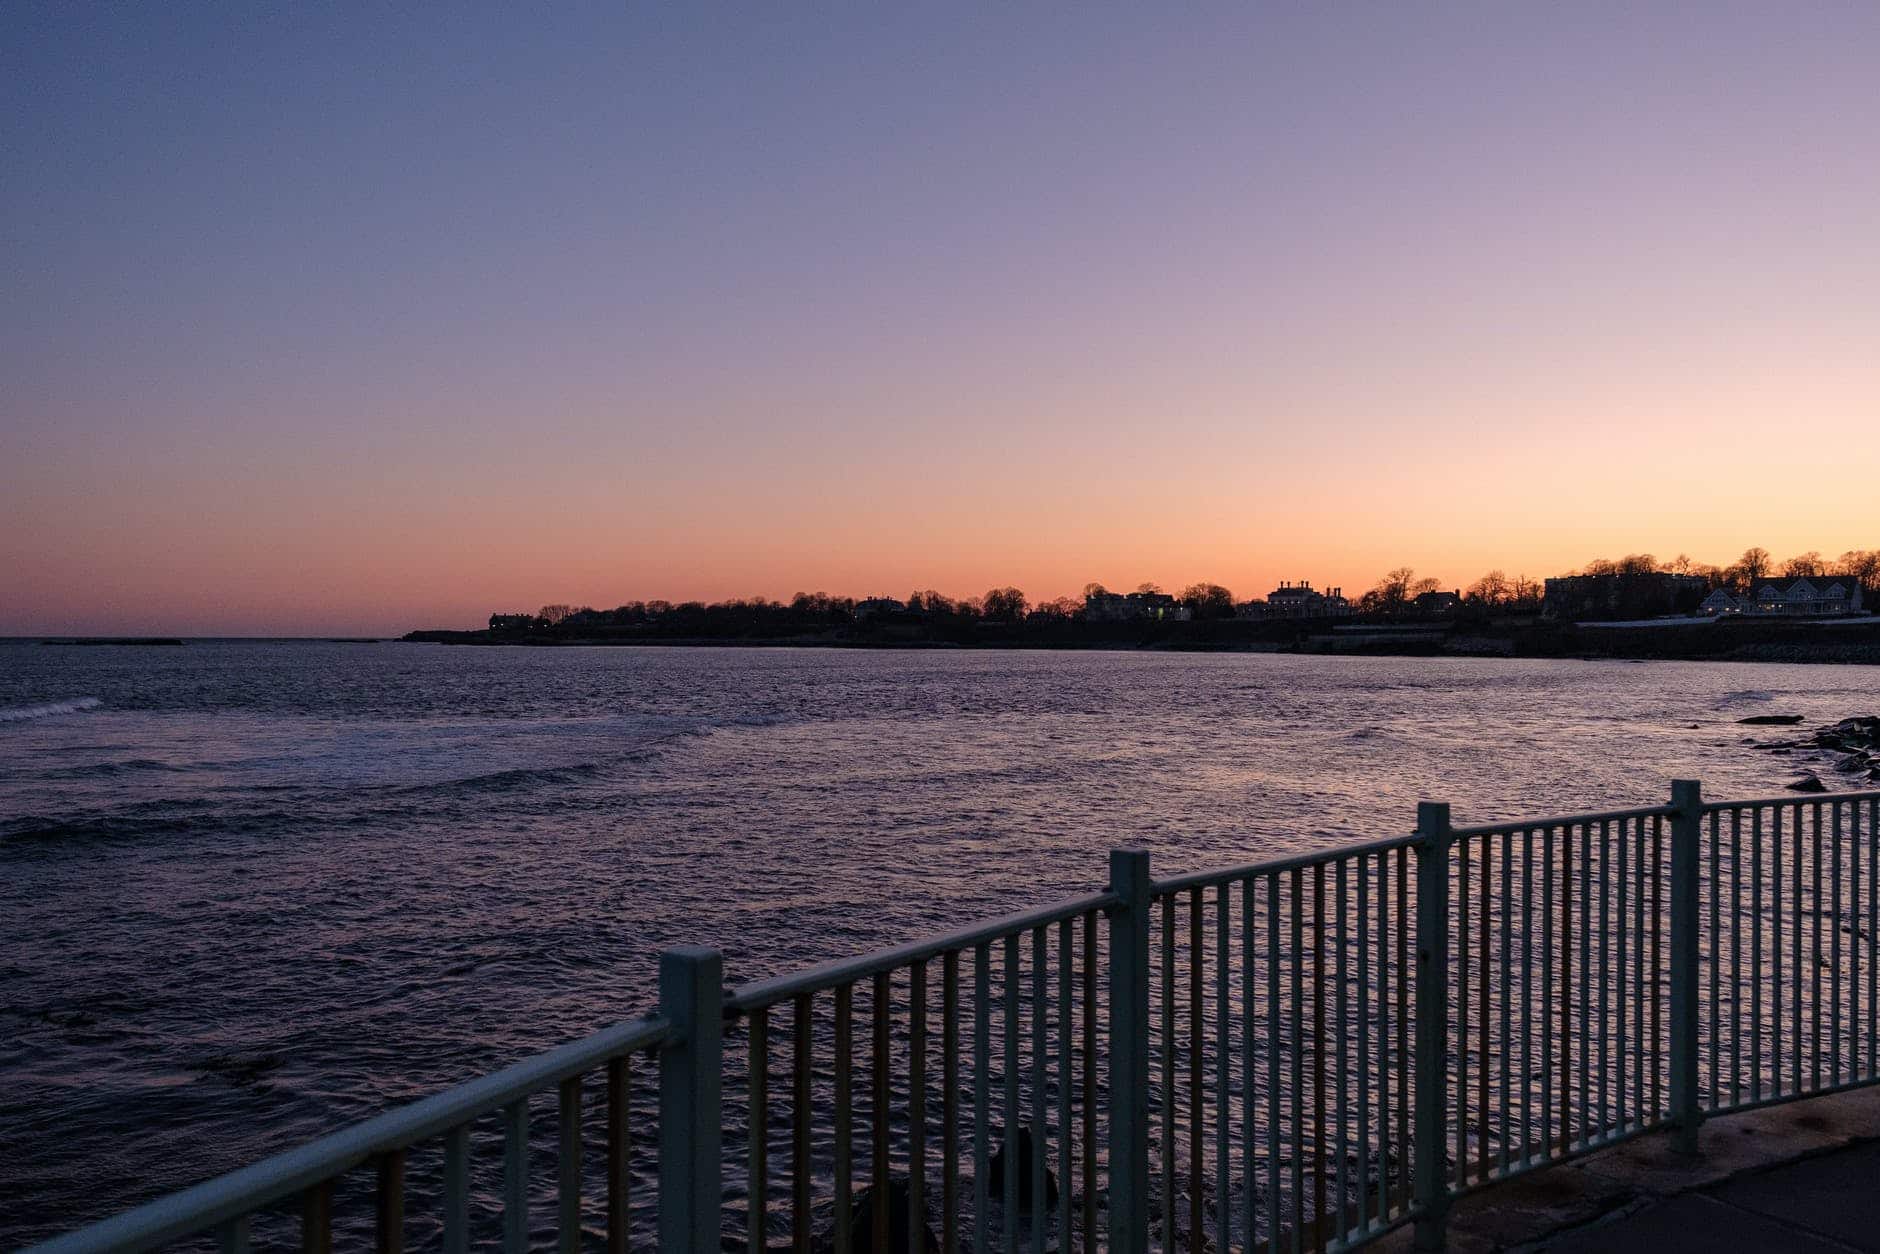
[4,6,1877,635]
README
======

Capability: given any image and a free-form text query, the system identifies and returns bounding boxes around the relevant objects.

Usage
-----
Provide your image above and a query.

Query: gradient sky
[4,5,1877,635]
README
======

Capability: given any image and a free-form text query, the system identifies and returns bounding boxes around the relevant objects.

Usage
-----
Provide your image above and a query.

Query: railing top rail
[1701,789,1880,814]
[1151,831,1422,897]
[726,889,1118,1012]
[1448,803,1677,839]
[25,1013,673,1254]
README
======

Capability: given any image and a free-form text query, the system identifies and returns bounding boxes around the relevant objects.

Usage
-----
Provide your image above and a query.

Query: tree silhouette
[1782,551,1825,578]
[1467,570,1511,605]
[1737,548,1772,584]
[1178,583,1236,619]
[981,588,1028,623]
[1838,550,1880,593]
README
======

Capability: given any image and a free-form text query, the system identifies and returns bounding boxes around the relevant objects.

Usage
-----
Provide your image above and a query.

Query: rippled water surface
[3,641,1878,1245]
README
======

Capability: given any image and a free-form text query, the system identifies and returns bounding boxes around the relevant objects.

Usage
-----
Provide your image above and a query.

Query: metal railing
[26,784,1880,1254]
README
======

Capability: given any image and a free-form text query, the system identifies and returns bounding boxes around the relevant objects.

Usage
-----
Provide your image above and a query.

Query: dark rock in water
[988,1126,1059,1212]
[1834,753,1873,774]
[1740,714,1806,725]
[1787,773,1830,794]
[1817,717,1880,754]
[841,1179,939,1254]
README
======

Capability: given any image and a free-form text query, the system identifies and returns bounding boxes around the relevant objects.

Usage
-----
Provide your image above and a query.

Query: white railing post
[658,946,724,1253]
[1413,803,1452,1251]
[1669,779,1703,1154]
[1107,848,1152,1254]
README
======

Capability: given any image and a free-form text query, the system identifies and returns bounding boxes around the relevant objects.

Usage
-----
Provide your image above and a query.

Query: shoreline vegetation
[402,615,1880,665]
[403,549,1880,664]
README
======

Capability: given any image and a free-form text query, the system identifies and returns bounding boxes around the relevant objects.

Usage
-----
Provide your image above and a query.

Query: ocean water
[3,640,1878,1246]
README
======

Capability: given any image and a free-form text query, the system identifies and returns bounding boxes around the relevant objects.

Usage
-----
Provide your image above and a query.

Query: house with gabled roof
[1735,575,1865,615]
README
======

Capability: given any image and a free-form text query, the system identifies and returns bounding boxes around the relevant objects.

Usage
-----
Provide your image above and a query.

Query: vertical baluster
[1555,825,1569,1156]
[1358,854,1371,1233]
[876,973,893,1254]
[1161,896,1175,1254]
[975,944,991,1254]
[944,953,961,1254]
[1456,839,1470,1190]
[1109,850,1153,1254]
[218,1218,250,1254]
[503,1099,528,1254]
[1652,814,1665,1121]
[377,1151,405,1254]
[1710,810,1721,1105]
[1847,802,1858,1088]
[1188,892,1203,1252]
[444,1124,470,1254]
[750,1009,769,1253]
[1372,853,1386,1225]
[1670,782,1702,1153]
[1644,817,1656,1121]
[835,986,853,1254]
[1541,826,1554,1163]
[1617,817,1630,1130]
[1268,874,1282,1250]
[302,1181,333,1254]
[1731,811,1742,1108]
[1412,803,1453,1253]
[1290,869,1304,1254]
[1241,878,1256,1247]
[1744,808,1759,1105]
[1083,911,1098,1254]
[1598,820,1611,1139]
[1395,848,1409,1216]
[1335,859,1349,1242]
[1833,802,1844,1086]
[1059,919,1074,1254]
[795,994,813,1254]
[1786,804,1799,1095]
[1870,798,1879,1081]
[1498,832,1512,1174]
[558,1078,581,1254]
[1213,887,1229,1254]
[1813,805,1825,1092]
[911,961,928,1254]
[1626,816,1640,1124]
[607,1057,629,1254]
[1578,822,1592,1147]
[1004,934,1020,1254]
[1525,829,1537,1162]
[1312,864,1327,1235]
[1031,929,1048,1254]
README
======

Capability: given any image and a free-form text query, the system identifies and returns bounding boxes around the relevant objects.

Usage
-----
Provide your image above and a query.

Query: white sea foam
[0,697,103,723]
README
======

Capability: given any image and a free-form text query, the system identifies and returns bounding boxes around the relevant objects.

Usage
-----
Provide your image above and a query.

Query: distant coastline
[402,616,1880,665]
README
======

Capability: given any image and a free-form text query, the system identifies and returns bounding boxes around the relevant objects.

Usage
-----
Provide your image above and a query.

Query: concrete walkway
[1546,1139,1880,1252]
[1376,1086,1880,1253]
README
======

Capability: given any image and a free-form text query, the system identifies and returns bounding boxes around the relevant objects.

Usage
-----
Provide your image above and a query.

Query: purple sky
[4,6,1877,634]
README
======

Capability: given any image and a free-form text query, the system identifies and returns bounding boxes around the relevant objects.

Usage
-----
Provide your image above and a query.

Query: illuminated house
[1085,591,1193,622]
[1239,580,1350,620]
[1746,576,1863,615]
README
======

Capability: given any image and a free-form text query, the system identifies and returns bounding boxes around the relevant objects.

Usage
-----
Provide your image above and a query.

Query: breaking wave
[0,697,102,723]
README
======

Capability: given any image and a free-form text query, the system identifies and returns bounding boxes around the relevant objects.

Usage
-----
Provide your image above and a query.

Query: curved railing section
[24,786,1880,1253]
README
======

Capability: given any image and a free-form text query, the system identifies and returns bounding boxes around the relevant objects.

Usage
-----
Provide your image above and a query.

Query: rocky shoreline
[1743,715,1880,792]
